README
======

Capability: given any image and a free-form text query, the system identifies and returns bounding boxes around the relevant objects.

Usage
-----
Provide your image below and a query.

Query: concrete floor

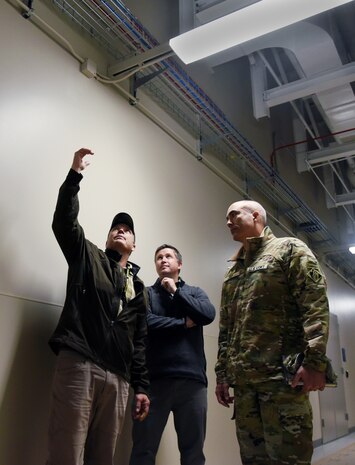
[312,432,355,464]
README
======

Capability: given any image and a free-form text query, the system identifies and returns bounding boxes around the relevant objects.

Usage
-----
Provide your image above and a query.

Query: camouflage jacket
[215,226,329,386]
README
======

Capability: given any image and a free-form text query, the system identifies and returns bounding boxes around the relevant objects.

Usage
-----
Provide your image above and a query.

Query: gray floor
[312,431,355,463]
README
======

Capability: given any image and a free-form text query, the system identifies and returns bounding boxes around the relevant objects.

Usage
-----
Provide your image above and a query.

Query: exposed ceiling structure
[12,0,355,287]
[198,1,355,213]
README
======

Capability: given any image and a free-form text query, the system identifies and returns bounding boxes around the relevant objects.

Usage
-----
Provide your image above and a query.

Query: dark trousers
[130,378,207,465]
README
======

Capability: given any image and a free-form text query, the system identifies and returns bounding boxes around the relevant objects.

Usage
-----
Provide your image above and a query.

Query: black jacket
[146,278,215,385]
[50,169,149,395]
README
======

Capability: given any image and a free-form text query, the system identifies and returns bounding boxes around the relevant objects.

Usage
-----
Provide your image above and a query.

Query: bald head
[230,201,267,224]
[226,200,267,244]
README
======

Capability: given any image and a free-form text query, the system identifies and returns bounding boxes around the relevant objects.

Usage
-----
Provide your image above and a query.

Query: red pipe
[270,126,355,169]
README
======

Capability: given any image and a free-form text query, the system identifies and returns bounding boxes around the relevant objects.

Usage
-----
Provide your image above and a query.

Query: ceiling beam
[264,62,355,108]
[249,53,269,119]
[305,142,355,166]
[335,192,355,207]
[195,0,260,24]
[179,0,195,33]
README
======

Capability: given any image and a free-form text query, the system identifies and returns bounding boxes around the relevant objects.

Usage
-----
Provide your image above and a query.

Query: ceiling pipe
[270,126,355,169]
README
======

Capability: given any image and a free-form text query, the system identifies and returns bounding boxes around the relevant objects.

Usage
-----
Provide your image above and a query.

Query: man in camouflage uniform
[215,200,329,465]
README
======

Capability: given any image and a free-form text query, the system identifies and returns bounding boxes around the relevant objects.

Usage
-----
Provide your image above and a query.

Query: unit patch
[307,267,323,283]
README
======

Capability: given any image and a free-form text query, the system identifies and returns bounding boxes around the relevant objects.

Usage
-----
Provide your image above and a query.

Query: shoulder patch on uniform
[307,267,322,283]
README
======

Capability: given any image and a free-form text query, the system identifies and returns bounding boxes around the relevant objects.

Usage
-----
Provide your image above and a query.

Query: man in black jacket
[46,148,150,465]
[129,244,215,465]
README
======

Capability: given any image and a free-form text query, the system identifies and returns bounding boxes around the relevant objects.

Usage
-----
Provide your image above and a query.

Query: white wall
[1,2,355,465]
[326,268,355,429]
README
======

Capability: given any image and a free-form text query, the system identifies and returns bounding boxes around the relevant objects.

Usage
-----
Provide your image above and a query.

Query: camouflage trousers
[233,381,313,465]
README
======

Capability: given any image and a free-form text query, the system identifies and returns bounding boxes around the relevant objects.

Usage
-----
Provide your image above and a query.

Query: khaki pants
[46,350,129,465]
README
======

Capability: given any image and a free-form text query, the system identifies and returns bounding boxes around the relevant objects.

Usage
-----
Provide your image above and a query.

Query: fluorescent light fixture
[169,0,354,64]
[349,246,355,254]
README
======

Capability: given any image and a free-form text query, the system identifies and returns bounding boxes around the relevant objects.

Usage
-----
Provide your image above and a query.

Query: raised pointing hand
[71,147,94,173]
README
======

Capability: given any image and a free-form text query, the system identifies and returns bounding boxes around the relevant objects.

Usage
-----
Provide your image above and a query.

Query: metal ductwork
[201,18,355,222]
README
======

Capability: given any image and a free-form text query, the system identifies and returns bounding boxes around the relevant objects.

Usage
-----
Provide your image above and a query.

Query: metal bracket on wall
[108,43,173,78]
[22,0,34,19]
[129,69,166,105]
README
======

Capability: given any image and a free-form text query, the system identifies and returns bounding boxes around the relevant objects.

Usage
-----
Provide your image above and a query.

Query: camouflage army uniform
[215,226,329,465]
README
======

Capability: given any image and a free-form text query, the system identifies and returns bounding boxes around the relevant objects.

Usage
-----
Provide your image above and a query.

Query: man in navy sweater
[129,244,215,465]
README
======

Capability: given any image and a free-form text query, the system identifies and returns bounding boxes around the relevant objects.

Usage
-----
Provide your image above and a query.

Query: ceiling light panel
[170,0,354,64]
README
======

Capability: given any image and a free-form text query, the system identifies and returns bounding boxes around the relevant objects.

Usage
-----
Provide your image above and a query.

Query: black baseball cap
[110,212,135,235]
